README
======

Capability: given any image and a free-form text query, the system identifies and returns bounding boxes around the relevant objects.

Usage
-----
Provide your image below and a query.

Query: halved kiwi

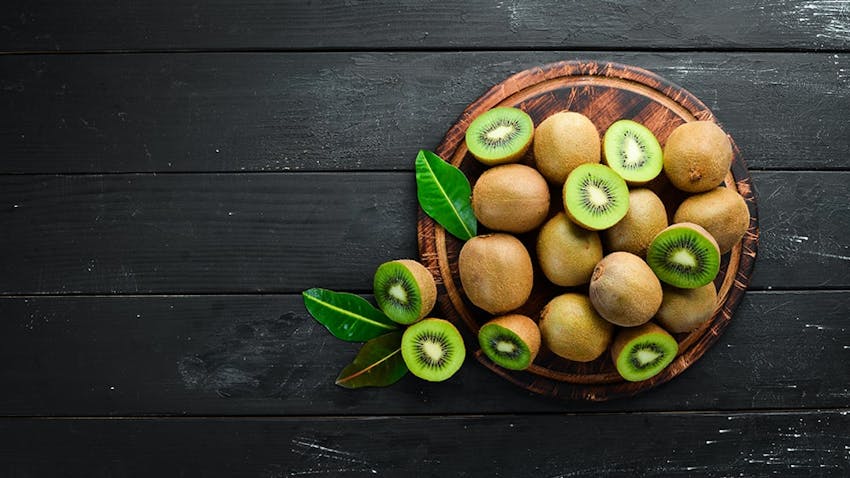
[603,119,663,184]
[401,318,466,382]
[465,107,534,166]
[646,223,721,289]
[611,322,678,382]
[563,163,630,230]
[373,259,437,325]
[478,314,541,371]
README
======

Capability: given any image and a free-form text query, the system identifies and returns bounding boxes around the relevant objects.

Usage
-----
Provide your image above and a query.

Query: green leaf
[302,288,398,342]
[415,150,477,241]
[336,331,408,388]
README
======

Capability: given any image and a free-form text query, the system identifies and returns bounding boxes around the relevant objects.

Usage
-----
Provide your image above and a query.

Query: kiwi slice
[373,259,437,325]
[401,318,466,382]
[478,314,541,370]
[611,322,678,382]
[563,163,630,230]
[465,107,534,166]
[646,223,721,289]
[603,119,663,184]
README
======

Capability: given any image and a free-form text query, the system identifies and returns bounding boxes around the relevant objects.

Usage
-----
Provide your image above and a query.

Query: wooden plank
[3,1,850,52]
[0,291,845,416]
[0,52,847,173]
[0,171,846,294]
[0,412,847,476]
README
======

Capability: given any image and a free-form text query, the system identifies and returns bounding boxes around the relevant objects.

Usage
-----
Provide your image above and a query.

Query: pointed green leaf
[302,288,398,342]
[336,331,408,389]
[415,150,477,241]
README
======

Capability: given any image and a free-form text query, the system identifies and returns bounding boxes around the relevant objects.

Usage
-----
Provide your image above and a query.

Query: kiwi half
[588,252,663,327]
[465,107,534,166]
[563,163,630,230]
[373,259,437,325]
[472,164,550,234]
[673,186,750,254]
[647,223,721,289]
[603,119,663,184]
[401,318,466,382]
[538,293,614,362]
[478,314,541,370]
[611,322,678,382]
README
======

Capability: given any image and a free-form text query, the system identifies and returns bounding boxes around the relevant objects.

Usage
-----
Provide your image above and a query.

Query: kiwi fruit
[563,163,630,231]
[465,107,534,166]
[602,188,668,258]
[603,119,663,184]
[401,318,466,382]
[662,121,733,193]
[478,314,541,370]
[472,164,550,233]
[588,252,663,327]
[536,212,603,286]
[656,283,718,334]
[673,186,750,254]
[538,293,614,362]
[458,233,533,314]
[611,322,678,382]
[533,111,601,184]
[646,223,721,289]
[373,259,437,324]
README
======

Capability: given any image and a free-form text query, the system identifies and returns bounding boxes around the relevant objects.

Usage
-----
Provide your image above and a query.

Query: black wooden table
[1,2,849,476]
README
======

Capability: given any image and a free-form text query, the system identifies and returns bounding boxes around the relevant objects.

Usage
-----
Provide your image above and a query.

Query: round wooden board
[417,61,759,401]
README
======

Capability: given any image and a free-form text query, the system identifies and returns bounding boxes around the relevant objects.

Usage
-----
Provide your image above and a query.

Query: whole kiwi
[536,212,603,286]
[538,293,614,362]
[458,233,533,314]
[656,283,718,333]
[472,164,550,234]
[602,188,668,258]
[662,121,733,193]
[673,186,750,254]
[533,111,600,185]
[589,252,663,327]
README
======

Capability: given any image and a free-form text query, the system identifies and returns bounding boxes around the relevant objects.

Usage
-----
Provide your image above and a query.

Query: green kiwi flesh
[612,322,678,382]
[373,260,437,324]
[646,223,721,289]
[563,163,629,230]
[603,119,663,184]
[478,314,541,371]
[465,107,534,166]
[401,318,466,382]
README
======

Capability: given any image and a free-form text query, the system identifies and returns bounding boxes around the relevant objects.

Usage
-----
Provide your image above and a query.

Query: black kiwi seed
[477,118,523,148]
[413,331,454,370]
[628,341,667,369]
[579,175,619,216]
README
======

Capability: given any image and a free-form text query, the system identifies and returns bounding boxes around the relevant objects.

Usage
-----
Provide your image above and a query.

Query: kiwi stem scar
[303,295,397,330]
[421,155,475,239]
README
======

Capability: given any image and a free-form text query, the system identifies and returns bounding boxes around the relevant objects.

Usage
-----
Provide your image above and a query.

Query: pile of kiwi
[460,108,750,383]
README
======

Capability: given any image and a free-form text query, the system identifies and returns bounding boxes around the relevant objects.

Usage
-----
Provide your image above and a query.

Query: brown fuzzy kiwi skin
[662,121,733,193]
[538,293,614,362]
[471,164,550,234]
[536,212,603,287]
[458,234,534,315]
[656,283,718,334]
[589,252,663,327]
[483,314,542,363]
[610,322,676,367]
[393,259,437,322]
[533,112,601,185]
[603,188,668,258]
[673,187,750,254]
